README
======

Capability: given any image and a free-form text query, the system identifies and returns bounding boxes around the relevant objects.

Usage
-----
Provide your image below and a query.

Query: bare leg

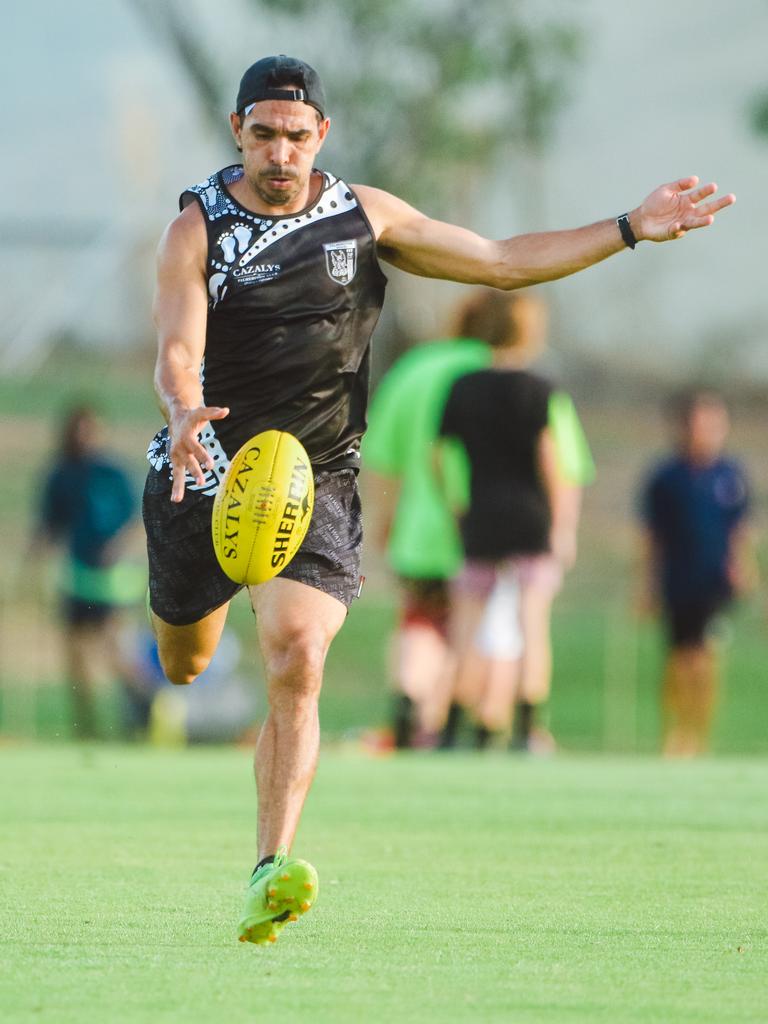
[662,650,686,756]
[437,590,491,748]
[662,643,718,757]
[394,622,455,734]
[449,591,490,712]
[152,603,230,685]
[688,645,718,752]
[250,578,346,859]
[517,583,555,705]
[65,624,100,739]
[507,578,557,752]
[476,658,520,733]
[472,570,523,737]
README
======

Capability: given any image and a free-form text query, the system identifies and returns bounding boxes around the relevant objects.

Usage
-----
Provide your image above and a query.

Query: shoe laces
[273,845,288,868]
[250,844,289,883]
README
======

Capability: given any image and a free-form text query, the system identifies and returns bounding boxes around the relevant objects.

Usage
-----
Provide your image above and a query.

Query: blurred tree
[252,0,583,214]
[748,0,768,145]
[129,0,582,215]
[128,0,232,146]
[748,90,768,139]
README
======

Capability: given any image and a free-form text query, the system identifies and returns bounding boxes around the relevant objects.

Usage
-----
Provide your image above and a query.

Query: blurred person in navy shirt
[32,403,146,738]
[638,390,757,757]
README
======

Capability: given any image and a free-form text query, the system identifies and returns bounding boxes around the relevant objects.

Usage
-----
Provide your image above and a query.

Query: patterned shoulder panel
[180,165,245,221]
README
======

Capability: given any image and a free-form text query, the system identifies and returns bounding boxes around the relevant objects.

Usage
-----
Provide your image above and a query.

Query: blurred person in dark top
[437,291,594,751]
[638,390,757,757]
[32,403,146,738]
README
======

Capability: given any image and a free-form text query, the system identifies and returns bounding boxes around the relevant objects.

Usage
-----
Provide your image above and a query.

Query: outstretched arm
[634,527,662,619]
[355,177,735,289]
[153,204,229,502]
[728,522,760,597]
[537,428,581,571]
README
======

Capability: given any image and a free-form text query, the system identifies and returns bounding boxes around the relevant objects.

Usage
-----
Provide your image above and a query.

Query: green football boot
[238,846,319,945]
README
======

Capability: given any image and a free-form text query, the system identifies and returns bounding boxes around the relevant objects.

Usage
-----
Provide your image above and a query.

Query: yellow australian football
[211,430,314,585]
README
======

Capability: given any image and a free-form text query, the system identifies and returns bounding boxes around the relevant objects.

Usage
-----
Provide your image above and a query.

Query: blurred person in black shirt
[437,291,593,750]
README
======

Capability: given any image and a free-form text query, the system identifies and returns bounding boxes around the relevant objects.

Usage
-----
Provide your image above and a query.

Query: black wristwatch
[617,213,638,250]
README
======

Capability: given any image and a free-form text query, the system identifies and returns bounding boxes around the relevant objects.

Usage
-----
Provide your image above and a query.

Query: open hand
[168,405,229,502]
[633,176,735,243]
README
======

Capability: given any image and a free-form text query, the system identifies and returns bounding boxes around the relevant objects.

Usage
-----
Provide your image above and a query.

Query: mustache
[259,165,298,180]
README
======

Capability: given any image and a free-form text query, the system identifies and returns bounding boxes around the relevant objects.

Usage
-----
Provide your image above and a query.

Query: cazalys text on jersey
[233,263,282,282]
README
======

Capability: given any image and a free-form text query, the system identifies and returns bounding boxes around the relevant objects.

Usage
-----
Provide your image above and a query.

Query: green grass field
[2,744,766,1023]
[2,351,767,1020]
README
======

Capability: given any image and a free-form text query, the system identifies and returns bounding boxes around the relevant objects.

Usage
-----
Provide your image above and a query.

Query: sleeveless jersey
[147,164,386,495]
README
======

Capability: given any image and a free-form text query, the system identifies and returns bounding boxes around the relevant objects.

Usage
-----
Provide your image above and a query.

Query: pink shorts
[453,555,563,599]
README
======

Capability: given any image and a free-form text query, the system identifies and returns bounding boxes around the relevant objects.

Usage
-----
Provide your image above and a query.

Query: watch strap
[617,213,637,250]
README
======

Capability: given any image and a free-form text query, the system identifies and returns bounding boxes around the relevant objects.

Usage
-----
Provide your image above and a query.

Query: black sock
[253,854,275,876]
[393,693,415,749]
[512,701,535,747]
[475,725,492,750]
[438,702,463,749]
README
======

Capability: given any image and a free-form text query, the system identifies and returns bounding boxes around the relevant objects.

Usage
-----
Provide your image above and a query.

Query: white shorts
[455,556,563,660]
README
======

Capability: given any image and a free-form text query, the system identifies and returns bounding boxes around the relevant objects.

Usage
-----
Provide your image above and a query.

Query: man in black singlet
[144,53,734,944]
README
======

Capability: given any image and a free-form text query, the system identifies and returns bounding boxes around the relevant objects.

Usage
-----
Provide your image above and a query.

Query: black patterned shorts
[143,467,362,626]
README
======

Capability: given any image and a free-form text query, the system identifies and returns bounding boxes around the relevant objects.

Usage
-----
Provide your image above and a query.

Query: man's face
[230,97,329,210]
[72,412,102,454]
[681,401,730,463]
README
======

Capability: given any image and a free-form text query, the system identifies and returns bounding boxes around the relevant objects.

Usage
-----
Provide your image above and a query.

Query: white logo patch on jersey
[323,240,358,286]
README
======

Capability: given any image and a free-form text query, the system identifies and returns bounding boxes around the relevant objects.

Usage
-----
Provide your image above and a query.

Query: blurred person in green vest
[364,294,491,747]
[437,291,595,752]
[31,403,147,738]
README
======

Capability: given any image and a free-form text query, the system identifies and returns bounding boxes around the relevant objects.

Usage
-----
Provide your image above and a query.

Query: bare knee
[151,605,229,687]
[159,649,213,686]
[263,628,327,701]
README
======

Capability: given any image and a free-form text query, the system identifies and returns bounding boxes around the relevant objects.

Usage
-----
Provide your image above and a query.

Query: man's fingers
[202,406,230,421]
[684,216,716,232]
[191,438,213,468]
[174,439,211,470]
[167,405,227,505]
[170,452,207,503]
[189,454,207,485]
[686,182,717,205]
[680,193,735,231]
[681,215,715,231]
[170,472,186,503]
[697,193,736,215]
[669,175,699,193]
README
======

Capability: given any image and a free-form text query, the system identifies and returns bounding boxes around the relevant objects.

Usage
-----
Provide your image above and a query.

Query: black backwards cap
[236,55,326,118]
